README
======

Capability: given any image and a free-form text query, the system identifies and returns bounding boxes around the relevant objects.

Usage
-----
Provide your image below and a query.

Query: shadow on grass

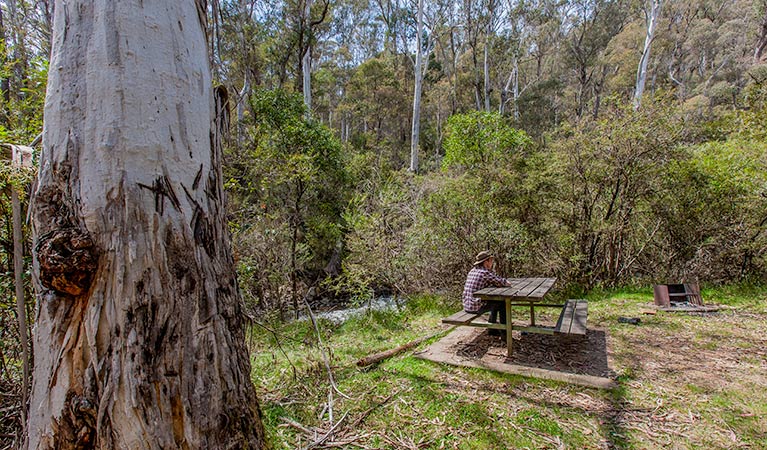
[428,328,641,449]
[396,362,637,449]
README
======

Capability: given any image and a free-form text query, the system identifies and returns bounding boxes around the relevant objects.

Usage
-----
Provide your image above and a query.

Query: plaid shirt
[462,266,509,312]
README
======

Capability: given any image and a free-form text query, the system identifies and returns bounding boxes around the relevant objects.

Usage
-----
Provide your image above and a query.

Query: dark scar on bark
[182,184,216,257]
[53,392,97,449]
[192,164,203,190]
[36,228,98,296]
[138,175,181,215]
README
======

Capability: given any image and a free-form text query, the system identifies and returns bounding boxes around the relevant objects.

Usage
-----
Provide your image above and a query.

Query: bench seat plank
[570,300,588,334]
[555,299,588,335]
[441,310,483,325]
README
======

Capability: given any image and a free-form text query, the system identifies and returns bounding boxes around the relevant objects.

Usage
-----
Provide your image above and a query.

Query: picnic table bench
[442,277,588,357]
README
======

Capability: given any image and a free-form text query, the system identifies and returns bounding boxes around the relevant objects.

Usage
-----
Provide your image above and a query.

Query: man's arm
[485,270,511,287]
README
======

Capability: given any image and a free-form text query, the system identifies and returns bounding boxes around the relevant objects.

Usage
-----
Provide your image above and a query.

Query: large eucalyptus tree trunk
[26,1,266,448]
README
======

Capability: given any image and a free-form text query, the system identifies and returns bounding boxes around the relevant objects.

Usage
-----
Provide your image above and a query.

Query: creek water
[301,296,403,324]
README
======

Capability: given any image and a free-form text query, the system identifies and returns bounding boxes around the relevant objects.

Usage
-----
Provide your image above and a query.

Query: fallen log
[356,330,449,367]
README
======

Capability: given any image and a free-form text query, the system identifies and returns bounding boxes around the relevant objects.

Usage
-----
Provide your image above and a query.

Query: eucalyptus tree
[374,0,408,55]
[660,0,754,103]
[26,1,266,447]
[410,0,425,172]
[633,0,661,108]
[563,0,627,118]
[431,0,463,114]
[499,0,529,119]
[482,0,502,112]
[756,1,767,63]
[500,0,566,129]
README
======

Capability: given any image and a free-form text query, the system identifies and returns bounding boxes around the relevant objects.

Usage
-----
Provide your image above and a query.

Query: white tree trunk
[512,56,519,121]
[483,8,492,112]
[409,0,424,173]
[500,57,519,120]
[237,72,250,144]
[303,0,313,112]
[26,1,266,448]
[633,0,661,109]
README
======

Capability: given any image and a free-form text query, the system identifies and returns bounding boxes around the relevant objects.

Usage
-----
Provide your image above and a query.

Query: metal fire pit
[653,283,703,307]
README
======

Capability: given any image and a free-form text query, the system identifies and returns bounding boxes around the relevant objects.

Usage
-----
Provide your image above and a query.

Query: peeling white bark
[634,0,661,109]
[26,1,265,448]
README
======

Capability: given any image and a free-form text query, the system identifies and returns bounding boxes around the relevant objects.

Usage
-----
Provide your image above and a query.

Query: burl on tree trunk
[26,1,267,449]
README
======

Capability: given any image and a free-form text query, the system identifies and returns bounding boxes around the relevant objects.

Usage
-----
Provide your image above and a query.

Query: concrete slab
[414,327,617,390]
[650,304,721,312]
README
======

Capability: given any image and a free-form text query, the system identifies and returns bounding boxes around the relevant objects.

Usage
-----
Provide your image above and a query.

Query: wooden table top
[473,277,556,301]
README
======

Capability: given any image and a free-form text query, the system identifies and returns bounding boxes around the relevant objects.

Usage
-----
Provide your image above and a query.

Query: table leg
[530,304,535,326]
[505,299,513,357]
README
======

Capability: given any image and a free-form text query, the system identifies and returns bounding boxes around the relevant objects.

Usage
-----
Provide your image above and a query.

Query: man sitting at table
[462,251,512,336]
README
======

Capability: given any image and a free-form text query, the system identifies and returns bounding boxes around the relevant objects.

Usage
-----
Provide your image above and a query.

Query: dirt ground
[454,328,614,379]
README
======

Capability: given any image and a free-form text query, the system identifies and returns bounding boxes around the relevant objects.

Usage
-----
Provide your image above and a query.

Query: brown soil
[453,329,615,378]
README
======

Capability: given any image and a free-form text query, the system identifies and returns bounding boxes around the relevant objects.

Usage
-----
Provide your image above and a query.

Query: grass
[249,286,767,449]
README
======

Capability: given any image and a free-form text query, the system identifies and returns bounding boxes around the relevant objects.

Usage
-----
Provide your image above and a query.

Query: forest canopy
[0,0,765,321]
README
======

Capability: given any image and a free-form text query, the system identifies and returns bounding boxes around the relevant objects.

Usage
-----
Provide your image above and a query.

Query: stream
[301,296,404,324]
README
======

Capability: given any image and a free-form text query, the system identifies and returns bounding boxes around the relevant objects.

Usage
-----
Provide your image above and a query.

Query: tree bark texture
[26,1,266,449]
[409,0,424,173]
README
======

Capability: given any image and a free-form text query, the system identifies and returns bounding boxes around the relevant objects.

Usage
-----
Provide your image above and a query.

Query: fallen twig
[349,389,401,429]
[305,411,350,449]
[280,417,318,436]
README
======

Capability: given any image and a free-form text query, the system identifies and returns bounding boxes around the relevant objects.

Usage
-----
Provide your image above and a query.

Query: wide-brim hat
[473,251,493,266]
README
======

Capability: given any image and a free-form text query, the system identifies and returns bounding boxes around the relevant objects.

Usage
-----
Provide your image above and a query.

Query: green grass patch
[249,284,767,449]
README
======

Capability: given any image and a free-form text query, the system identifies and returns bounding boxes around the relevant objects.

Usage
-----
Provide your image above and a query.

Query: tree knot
[36,227,98,296]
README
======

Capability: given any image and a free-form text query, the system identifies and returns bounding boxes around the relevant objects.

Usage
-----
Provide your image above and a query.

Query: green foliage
[338,171,417,298]
[0,57,47,145]
[442,111,530,170]
[406,174,531,290]
[227,89,348,312]
[660,134,767,281]
[547,98,685,286]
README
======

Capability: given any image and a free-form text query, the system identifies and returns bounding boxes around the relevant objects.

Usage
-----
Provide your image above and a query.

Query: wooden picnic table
[442,276,587,358]
[474,277,558,356]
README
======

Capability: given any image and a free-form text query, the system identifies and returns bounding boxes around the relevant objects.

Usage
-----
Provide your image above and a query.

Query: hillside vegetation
[0,0,766,447]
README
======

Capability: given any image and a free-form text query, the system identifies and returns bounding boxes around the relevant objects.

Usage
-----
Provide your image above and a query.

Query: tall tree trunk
[449,17,459,114]
[634,0,660,109]
[12,146,32,441]
[756,9,767,63]
[500,56,519,120]
[26,2,266,448]
[0,7,10,110]
[237,72,250,144]
[512,56,519,121]
[302,0,313,112]
[483,36,490,112]
[409,0,424,173]
[483,2,494,112]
